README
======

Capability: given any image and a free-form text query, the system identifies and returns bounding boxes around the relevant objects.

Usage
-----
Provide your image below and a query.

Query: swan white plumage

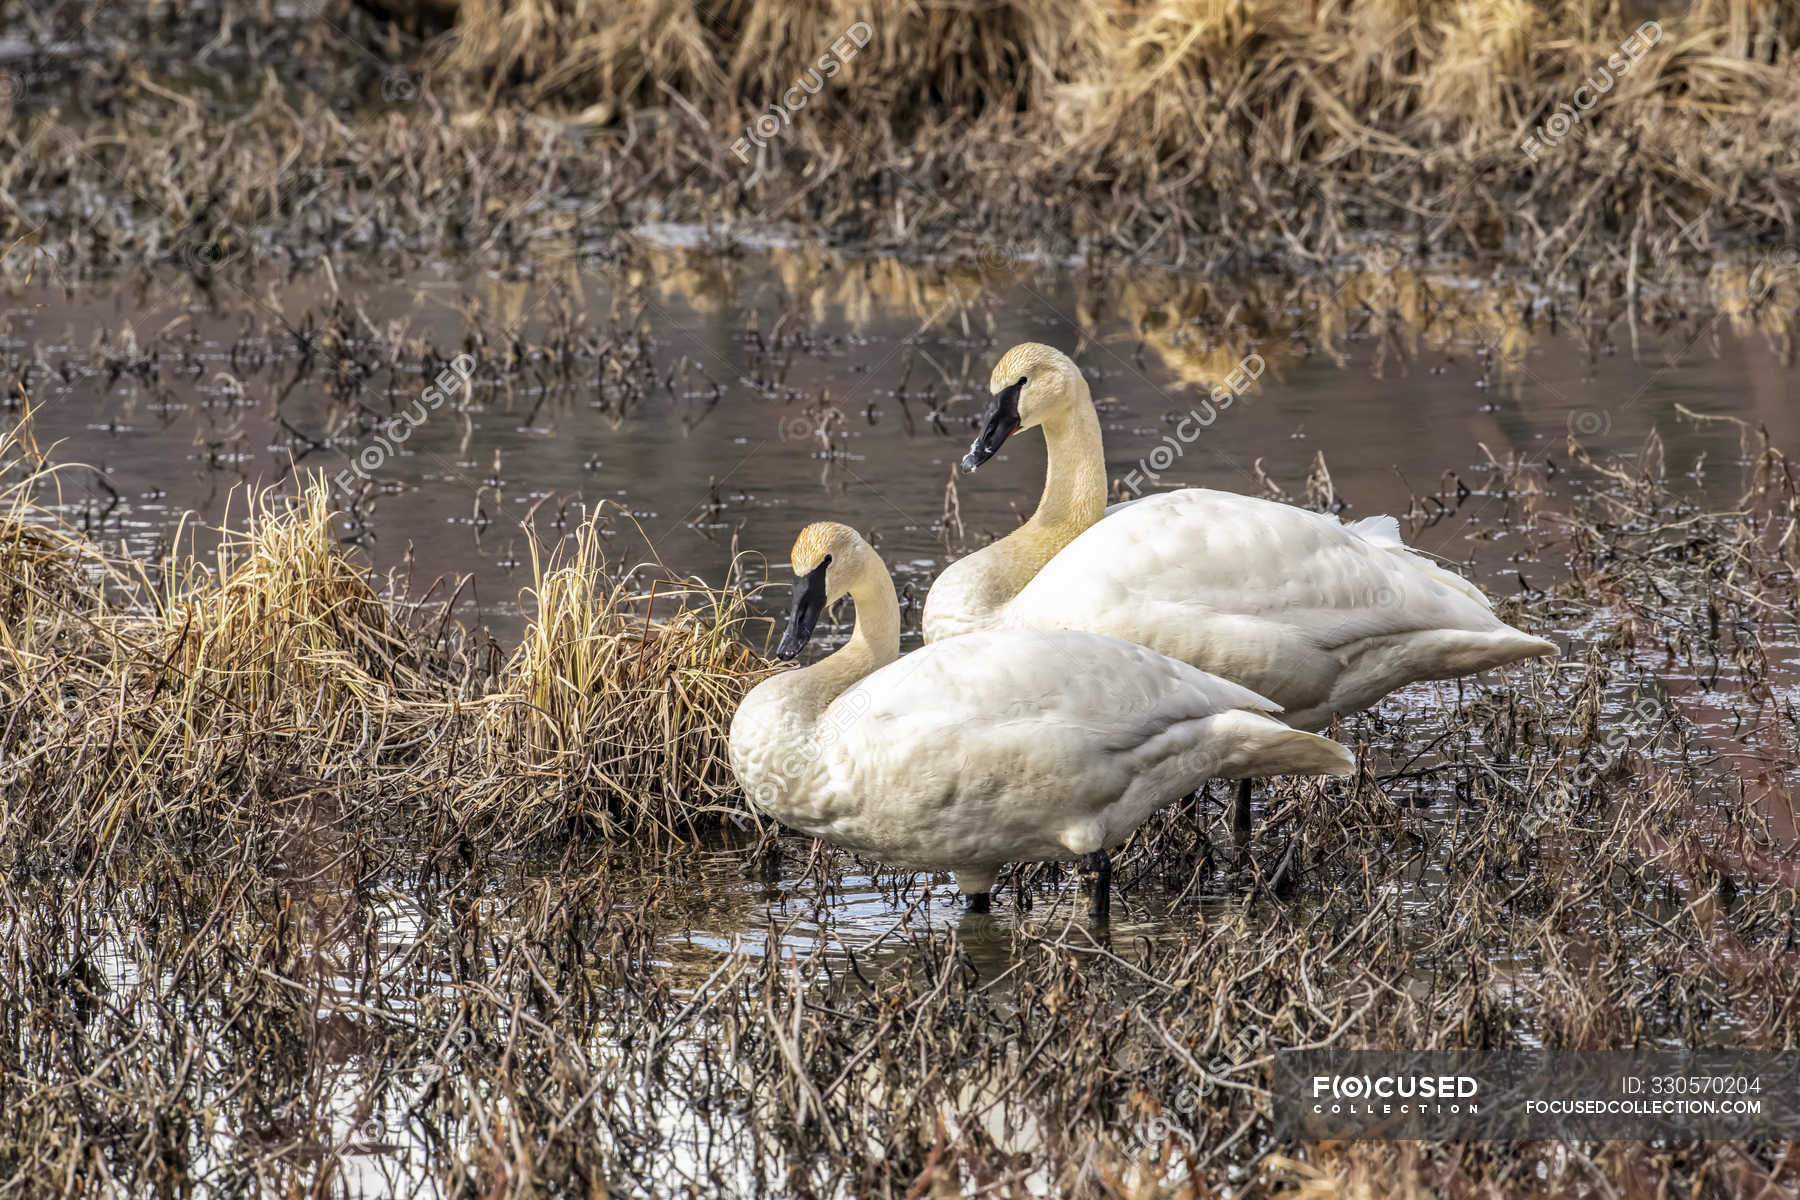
[729,522,1354,917]
[923,343,1558,831]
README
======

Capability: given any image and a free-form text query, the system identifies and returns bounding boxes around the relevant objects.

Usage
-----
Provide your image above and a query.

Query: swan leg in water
[1078,849,1113,921]
[1233,779,1254,841]
[966,892,992,914]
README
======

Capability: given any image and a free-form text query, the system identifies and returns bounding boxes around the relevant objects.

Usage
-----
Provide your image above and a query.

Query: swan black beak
[775,559,830,661]
[960,377,1025,472]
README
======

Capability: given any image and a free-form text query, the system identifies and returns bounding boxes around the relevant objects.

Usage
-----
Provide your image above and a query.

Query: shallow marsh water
[8,237,1798,906]
[7,236,1795,644]
[6,238,1800,1193]
[7,253,1789,843]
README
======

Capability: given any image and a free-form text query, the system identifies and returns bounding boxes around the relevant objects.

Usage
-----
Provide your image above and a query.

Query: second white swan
[924,343,1558,834]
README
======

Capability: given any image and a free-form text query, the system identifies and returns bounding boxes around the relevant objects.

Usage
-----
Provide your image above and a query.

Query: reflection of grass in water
[4,396,1800,1193]
[635,238,1797,396]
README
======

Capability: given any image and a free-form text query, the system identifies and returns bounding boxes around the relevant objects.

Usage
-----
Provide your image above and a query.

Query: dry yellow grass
[0,417,773,857]
[485,506,772,835]
[441,0,1796,155]
[151,483,420,741]
[419,0,1800,271]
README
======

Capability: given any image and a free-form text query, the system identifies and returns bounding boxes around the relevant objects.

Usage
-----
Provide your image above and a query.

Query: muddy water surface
[8,246,1798,918]
[8,239,1793,645]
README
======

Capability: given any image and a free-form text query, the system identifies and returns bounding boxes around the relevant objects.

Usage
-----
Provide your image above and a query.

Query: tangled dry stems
[440,0,1800,264]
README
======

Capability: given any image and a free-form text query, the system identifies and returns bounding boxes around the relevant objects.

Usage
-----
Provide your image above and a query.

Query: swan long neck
[1018,373,1107,573]
[792,560,901,709]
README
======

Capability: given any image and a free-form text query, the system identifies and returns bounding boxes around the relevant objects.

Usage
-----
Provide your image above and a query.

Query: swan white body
[923,344,1557,734]
[730,523,1354,901]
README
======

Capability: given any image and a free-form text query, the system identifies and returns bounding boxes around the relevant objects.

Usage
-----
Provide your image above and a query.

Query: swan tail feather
[1477,628,1559,666]
[1209,711,1355,779]
[1420,626,1560,677]
[1347,514,1404,546]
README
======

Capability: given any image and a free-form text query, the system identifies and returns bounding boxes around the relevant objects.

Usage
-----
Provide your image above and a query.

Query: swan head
[775,522,874,660]
[961,343,1083,472]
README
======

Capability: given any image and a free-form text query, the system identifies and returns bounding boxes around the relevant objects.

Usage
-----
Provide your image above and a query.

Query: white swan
[924,343,1558,833]
[729,522,1354,918]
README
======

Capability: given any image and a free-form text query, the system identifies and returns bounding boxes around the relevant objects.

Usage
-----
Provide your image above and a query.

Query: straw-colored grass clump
[444,0,1799,167]
[485,516,768,834]
[0,421,774,863]
[411,0,1800,275]
[8,1,1793,293]
[154,485,425,737]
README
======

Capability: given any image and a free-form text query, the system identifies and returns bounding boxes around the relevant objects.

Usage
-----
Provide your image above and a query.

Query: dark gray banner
[1270,1050,1800,1140]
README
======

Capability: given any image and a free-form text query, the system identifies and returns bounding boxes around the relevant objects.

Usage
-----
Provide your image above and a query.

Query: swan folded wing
[1014,489,1507,654]
[1346,512,1497,610]
[816,630,1278,830]
[841,629,1277,733]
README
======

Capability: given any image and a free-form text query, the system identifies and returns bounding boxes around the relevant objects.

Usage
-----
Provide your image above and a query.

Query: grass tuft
[0,419,772,863]
[484,507,773,838]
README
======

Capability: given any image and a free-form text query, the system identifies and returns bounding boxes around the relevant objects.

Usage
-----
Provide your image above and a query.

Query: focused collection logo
[1311,1073,1481,1115]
